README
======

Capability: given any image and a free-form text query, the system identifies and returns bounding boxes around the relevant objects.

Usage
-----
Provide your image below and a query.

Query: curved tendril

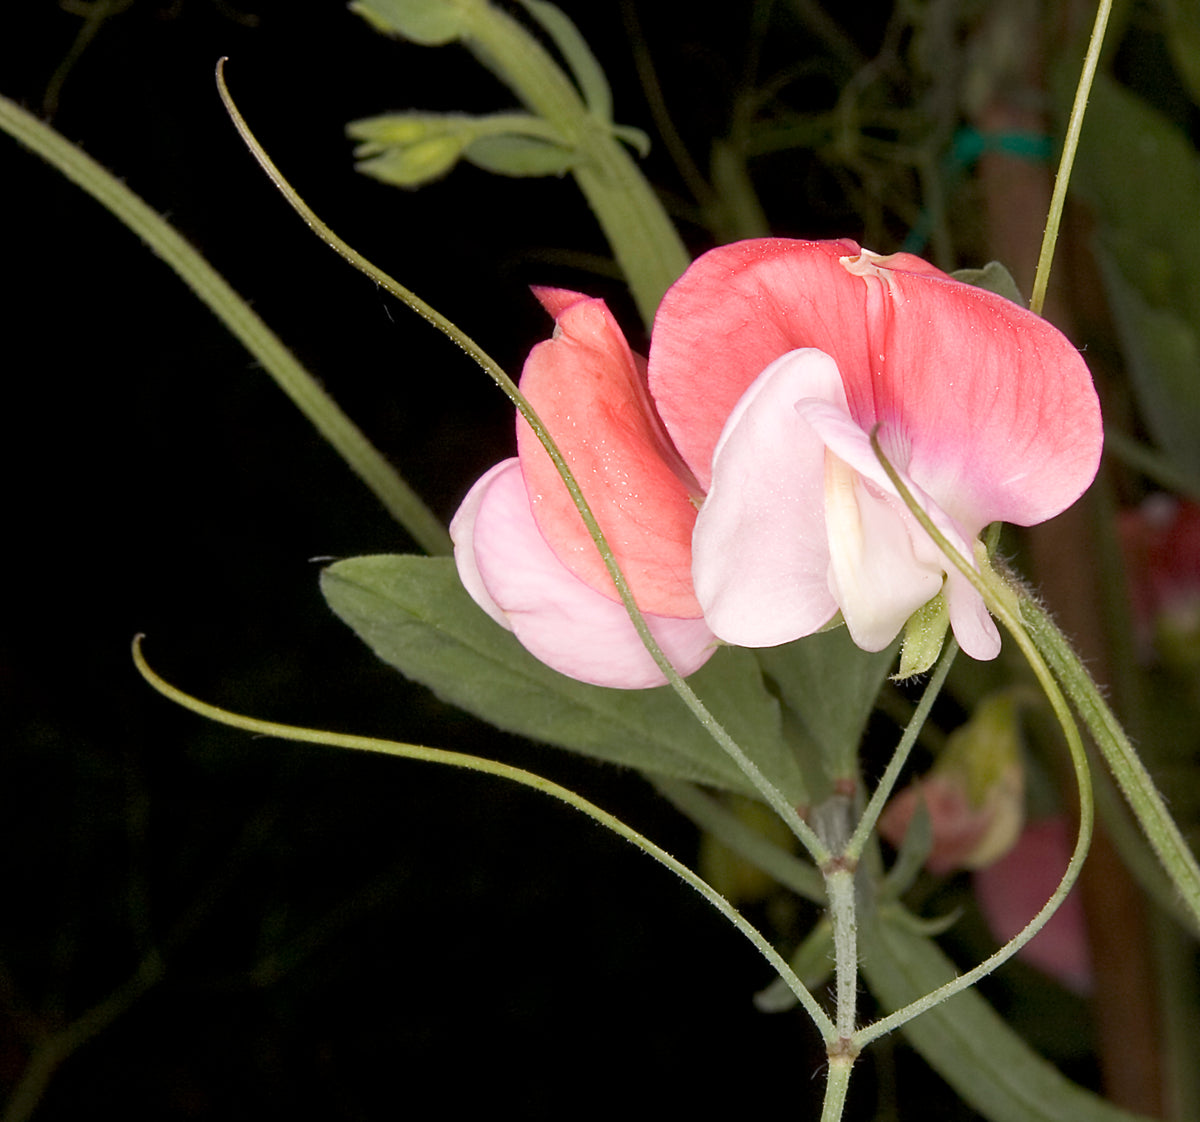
[132,636,837,1040]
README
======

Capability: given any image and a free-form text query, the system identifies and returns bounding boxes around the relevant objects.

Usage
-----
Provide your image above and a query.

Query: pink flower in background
[878,770,1024,876]
[1118,494,1200,662]
[453,240,1102,687]
[650,240,1102,658]
[975,818,1092,994]
[878,691,1026,874]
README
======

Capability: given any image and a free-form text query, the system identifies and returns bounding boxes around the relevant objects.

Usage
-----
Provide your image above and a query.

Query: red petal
[845,258,1102,532]
[648,239,867,490]
[517,293,701,617]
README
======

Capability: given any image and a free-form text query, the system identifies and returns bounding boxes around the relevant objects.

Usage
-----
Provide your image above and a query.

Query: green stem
[0,93,451,557]
[1029,0,1113,315]
[825,866,859,1041]
[845,638,958,862]
[460,0,691,325]
[1021,593,1200,927]
[819,1050,856,1122]
[132,637,836,1039]
[2,951,163,1122]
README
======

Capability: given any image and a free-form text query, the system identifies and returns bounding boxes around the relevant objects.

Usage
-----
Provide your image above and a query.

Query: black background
[2,3,874,1117]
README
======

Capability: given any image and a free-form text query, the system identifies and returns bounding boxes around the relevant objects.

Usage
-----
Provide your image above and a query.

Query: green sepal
[320,555,807,803]
[896,591,950,680]
[349,110,572,187]
[612,123,652,158]
[349,0,473,45]
[463,132,576,177]
[951,261,1025,306]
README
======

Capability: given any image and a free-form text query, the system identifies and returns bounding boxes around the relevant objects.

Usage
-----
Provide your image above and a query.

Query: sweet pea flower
[451,287,717,689]
[878,692,1026,874]
[1118,494,1200,665]
[649,239,1102,660]
[453,239,1102,688]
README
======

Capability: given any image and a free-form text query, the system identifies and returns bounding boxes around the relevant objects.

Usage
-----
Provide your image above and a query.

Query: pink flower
[878,691,1026,874]
[649,240,1102,658]
[453,240,1102,686]
[878,770,1024,876]
[974,818,1093,994]
[451,288,716,688]
[1118,494,1200,662]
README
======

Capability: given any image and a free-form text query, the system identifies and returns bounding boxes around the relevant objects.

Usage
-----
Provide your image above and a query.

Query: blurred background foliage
[4,0,1200,1118]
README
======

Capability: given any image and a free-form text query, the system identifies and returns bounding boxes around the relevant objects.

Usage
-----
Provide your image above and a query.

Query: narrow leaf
[859,910,1152,1122]
[754,629,896,783]
[349,0,468,45]
[1095,235,1200,478]
[519,0,614,122]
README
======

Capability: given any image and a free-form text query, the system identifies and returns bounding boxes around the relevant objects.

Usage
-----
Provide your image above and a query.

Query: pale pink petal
[452,459,715,689]
[450,458,521,630]
[796,396,1002,658]
[516,291,701,618]
[974,818,1093,994]
[692,350,843,645]
[943,569,1002,660]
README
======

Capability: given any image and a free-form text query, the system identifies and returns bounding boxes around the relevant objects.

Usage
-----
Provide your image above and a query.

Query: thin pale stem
[845,637,958,862]
[216,63,827,863]
[1029,0,1113,315]
[0,92,451,557]
[824,866,859,1041]
[820,1050,857,1122]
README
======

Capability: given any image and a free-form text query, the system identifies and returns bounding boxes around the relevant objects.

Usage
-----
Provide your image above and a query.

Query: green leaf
[1156,0,1200,107]
[1069,74,1200,476]
[951,261,1025,306]
[349,0,472,45]
[518,0,613,122]
[348,111,571,187]
[320,555,806,802]
[464,133,575,177]
[1095,234,1200,478]
[754,629,896,784]
[859,910,1152,1122]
